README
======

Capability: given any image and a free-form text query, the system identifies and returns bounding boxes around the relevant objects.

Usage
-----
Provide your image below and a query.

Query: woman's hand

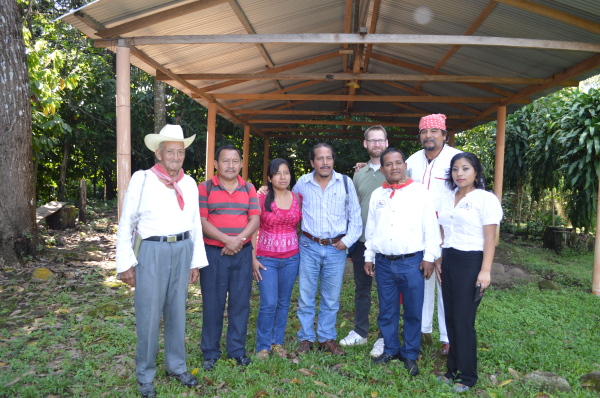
[476,270,491,291]
[252,258,267,281]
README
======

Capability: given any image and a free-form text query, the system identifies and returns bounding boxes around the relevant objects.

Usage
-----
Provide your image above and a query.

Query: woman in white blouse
[436,152,503,393]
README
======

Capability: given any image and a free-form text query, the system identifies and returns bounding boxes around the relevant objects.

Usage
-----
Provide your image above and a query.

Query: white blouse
[437,189,503,251]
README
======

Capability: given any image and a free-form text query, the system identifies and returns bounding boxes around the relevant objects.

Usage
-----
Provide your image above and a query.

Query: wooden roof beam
[382,80,484,116]
[235,109,483,119]
[369,52,516,98]
[250,119,422,127]
[342,0,353,71]
[457,52,600,129]
[414,0,498,91]
[96,0,229,38]
[198,51,341,92]
[222,81,322,109]
[128,46,266,138]
[267,134,415,141]
[495,0,600,35]
[94,34,600,52]
[212,93,530,103]
[156,72,577,85]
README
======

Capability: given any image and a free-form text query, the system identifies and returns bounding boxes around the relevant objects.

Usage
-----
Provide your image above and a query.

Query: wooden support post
[242,125,250,180]
[494,106,506,244]
[205,102,217,180]
[448,130,455,147]
[116,44,131,218]
[263,138,270,185]
[593,168,600,296]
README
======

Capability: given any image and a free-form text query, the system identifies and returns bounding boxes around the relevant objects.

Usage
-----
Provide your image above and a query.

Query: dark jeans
[441,248,483,388]
[200,244,253,359]
[351,241,373,338]
[375,251,424,360]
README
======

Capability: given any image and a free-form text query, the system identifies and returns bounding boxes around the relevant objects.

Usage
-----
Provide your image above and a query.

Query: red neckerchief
[382,178,414,198]
[150,163,185,210]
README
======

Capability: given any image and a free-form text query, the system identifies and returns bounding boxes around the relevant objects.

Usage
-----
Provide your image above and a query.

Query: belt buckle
[167,235,177,243]
[318,238,329,245]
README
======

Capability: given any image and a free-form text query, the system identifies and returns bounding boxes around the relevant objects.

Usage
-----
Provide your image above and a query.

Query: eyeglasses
[366,139,386,144]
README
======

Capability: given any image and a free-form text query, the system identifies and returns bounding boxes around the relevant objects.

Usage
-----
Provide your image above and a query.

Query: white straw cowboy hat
[144,124,196,151]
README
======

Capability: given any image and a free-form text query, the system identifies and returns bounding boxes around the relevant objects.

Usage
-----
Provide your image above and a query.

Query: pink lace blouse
[256,192,302,258]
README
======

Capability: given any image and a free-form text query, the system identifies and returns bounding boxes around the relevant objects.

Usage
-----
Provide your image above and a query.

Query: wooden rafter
[250,119,420,127]
[457,52,600,129]
[361,0,381,73]
[267,134,416,141]
[413,0,498,91]
[198,51,341,93]
[128,46,266,138]
[221,81,322,109]
[95,0,229,38]
[382,81,484,116]
[369,52,516,98]
[494,0,600,35]
[234,109,481,119]
[156,72,576,85]
[342,0,353,71]
[212,93,530,103]
[94,34,600,53]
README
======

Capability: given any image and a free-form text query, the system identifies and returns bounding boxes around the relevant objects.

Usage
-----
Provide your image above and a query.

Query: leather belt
[302,231,345,246]
[380,251,421,261]
[144,231,190,243]
[205,241,252,250]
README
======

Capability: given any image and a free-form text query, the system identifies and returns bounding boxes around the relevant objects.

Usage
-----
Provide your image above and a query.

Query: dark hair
[445,152,486,190]
[380,147,406,165]
[309,143,335,161]
[215,145,242,161]
[264,158,291,212]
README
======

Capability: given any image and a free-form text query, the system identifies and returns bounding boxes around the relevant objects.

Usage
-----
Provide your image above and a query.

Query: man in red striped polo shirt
[198,145,260,371]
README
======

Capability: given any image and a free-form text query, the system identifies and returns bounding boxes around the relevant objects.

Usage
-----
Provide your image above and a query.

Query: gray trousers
[134,238,193,383]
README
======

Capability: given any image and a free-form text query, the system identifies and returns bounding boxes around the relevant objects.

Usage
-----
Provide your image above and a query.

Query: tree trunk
[154,79,166,134]
[57,141,70,201]
[0,0,39,266]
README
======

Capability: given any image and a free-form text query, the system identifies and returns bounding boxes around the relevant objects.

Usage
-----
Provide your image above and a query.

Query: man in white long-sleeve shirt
[116,125,208,398]
[406,113,461,356]
[364,147,441,376]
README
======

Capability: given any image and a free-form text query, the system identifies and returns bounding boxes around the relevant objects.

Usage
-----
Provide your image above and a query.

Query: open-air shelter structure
[60,0,600,295]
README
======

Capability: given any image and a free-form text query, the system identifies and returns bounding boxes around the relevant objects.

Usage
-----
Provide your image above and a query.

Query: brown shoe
[441,342,450,356]
[319,339,346,355]
[297,340,313,354]
[271,344,287,358]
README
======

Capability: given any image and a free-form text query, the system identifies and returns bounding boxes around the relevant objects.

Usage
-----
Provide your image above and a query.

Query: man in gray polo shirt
[339,125,388,357]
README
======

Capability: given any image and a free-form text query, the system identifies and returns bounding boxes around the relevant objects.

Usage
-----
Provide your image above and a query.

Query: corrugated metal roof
[60,0,600,133]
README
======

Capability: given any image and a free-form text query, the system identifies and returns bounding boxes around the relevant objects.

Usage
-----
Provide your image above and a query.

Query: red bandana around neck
[382,178,413,198]
[150,163,185,210]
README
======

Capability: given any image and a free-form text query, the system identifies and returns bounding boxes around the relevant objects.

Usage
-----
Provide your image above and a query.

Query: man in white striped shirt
[292,143,362,356]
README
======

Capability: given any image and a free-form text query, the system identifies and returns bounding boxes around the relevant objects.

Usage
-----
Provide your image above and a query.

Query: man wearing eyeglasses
[339,125,388,357]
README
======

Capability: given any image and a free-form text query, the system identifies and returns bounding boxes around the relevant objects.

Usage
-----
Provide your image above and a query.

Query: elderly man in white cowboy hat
[116,124,208,398]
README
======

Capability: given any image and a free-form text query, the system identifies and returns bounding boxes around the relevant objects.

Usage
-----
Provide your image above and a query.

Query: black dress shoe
[166,370,198,387]
[399,356,419,376]
[137,381,156,398]
[373,352,400,364]
[203,358,218,371]
[232,355,252,366]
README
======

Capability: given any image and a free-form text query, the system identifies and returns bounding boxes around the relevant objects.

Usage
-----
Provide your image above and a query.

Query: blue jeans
[255,254,300,351]
[297,235,347,343]
[375,251,424,360]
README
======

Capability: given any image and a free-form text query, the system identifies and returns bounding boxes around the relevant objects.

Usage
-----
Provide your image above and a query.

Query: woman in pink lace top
[252,158,302,360]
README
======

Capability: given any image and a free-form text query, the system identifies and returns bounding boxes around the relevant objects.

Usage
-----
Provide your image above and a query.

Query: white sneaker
[370,338,384,357]
[339,330,368,346]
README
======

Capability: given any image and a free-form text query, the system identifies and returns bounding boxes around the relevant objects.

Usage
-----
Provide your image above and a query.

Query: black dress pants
[441,248,483,388]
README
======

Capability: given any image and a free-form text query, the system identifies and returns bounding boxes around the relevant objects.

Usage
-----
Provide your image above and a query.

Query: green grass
[0,236,599,397]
